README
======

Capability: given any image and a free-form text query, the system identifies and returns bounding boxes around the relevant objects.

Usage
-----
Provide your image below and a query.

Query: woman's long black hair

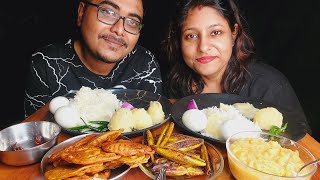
[163,0,255,98]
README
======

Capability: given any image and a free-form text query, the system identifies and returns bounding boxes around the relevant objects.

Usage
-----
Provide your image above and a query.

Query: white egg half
[54,105,84,129]
[49,96,70,114]
[182,109,207,132]
[220,118,261,141]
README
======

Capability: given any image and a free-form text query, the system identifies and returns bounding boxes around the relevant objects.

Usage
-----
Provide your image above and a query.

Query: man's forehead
[95,0,143,16]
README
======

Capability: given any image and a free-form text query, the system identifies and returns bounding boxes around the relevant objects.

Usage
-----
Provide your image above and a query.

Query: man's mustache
[99,34,128,48]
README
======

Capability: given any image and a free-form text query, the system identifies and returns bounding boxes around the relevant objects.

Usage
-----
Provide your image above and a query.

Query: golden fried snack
[48,134,98,163]
[65,170,111,180]
[44,163,104,180]
[166,165,205,177]
[103,160,123,169]
[167,133,194,143]
[159,122,175,146]
[156,123,169,145]
[166,138,204,152]
[146,129,155,162]
[152,145,206,167]
[200,144,213,176]
[61,146,121,165]
[119,154,151,168]
[102,139,154,156]
[88,128,124,147]
[64,175,91,180]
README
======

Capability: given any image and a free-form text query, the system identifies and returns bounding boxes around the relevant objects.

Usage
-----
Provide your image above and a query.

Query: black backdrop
[1,0,319,141]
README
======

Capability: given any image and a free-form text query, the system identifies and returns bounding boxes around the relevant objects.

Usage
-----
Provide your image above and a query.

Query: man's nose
[110,18,125,36]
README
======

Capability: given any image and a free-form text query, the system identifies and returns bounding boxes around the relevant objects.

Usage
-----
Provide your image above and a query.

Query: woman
[164,0,305,114]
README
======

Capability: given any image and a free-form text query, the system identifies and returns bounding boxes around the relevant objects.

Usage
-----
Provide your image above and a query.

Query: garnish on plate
[68,120,109,132]
[269,122,288,140]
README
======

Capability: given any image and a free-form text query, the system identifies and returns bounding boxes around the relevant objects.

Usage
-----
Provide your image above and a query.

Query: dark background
[1,0,319,141]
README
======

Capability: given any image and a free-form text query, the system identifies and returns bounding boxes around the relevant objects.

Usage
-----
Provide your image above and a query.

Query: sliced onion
[187,99,198,110]
[121,101,134,110]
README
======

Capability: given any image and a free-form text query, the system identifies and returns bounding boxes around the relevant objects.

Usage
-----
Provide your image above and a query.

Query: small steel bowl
[0,121,61,166]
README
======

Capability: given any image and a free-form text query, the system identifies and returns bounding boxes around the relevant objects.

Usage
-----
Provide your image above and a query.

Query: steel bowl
[0,121,61,166]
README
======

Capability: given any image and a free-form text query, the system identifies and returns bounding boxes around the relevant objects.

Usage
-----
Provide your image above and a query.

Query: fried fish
[44,163,104,180]
[102,139,154,156]
[61,146,121,165]
[48,134,98,163]
[88,129,124,147]
[119,154,151,168]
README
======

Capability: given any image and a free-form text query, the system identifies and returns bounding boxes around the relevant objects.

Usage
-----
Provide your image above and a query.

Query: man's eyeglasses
[81,0,143,35]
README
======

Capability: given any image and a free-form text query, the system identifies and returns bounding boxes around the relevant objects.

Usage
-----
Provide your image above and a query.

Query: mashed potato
[253,107,283,130]
[108,108,134,132]
[232,102,259,119]
[132,108,153,130]
[70,86,121,123]
[229,138,306,177]
[147,101,165,125]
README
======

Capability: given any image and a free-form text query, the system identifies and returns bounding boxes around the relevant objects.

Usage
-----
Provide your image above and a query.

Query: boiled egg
[49,96,70,114]
[54,105,84,129]
[182,109,207,132]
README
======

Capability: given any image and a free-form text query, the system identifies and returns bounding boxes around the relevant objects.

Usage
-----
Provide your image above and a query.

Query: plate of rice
[171,93,311,144]
[50,87,172,137]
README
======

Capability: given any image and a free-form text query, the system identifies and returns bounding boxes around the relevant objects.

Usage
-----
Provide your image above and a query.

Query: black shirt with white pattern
[24,39,163,117]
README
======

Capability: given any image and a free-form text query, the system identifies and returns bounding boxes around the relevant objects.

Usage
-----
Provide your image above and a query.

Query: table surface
[1,103,319,180]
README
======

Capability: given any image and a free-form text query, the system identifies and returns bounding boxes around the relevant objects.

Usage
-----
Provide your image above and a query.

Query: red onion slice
[121,101,135,110]
[187,99,198,109]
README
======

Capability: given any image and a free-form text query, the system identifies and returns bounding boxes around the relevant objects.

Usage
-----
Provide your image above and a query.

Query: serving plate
[139,141,224,179]
[171,93,311,144]
[51,89,172,137]
[41,134,130,180]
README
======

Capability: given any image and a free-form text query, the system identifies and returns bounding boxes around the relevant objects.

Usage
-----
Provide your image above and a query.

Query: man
[24,0,162,117]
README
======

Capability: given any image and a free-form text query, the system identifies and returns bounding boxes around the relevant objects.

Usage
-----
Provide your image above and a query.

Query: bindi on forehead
[197,5,203,11]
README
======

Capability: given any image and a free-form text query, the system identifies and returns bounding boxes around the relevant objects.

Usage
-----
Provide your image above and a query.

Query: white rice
[200,103,250,140]
[69,86,121,122]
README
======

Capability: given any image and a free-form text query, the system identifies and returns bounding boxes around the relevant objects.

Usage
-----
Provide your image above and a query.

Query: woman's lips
[195,56,216,64]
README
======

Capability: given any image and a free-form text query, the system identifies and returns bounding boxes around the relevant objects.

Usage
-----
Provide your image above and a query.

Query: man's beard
[95,51,121,64]
[96,34,128,64]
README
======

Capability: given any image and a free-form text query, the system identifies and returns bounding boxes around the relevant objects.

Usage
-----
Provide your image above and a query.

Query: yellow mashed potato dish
[228,138,308,179]
[233,102,259,119]
[253,107,283,130]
